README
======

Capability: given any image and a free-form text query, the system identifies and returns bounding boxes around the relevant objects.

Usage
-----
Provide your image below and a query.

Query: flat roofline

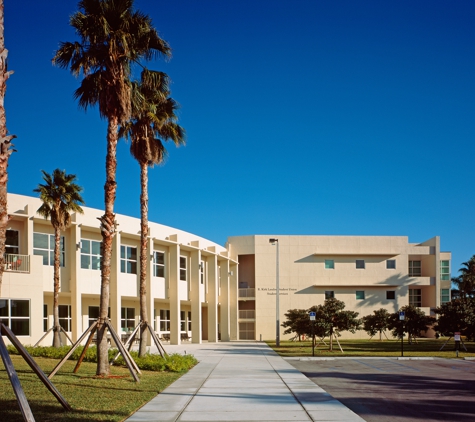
[312,253,400,257]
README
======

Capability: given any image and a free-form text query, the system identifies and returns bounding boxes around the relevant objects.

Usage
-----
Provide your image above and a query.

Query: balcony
[239,310,255,319]
[4,253,30,273]
[238,288,255,299]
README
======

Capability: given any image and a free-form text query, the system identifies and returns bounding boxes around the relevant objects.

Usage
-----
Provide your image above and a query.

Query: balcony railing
[239,310,255,319]
[4,253,30,273]
[239,288,255,298]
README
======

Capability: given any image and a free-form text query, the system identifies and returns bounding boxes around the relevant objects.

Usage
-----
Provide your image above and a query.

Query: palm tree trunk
[139,162,148,357]
[97,117,119,376]
[0,0,14,297]
[52,226,61,347]
[329,327,333,351]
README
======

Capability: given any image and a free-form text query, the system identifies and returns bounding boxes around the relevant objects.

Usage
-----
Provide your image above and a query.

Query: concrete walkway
[125,341,365,422]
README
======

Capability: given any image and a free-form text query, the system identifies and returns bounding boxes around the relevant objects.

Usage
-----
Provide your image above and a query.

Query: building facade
[227,235,451,340]
[1,194,451,345]
[1,194,238,346]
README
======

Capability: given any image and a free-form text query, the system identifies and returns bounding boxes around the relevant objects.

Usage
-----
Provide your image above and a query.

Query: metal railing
[239,310,255,319]
[238,288,255,298]
[4,253,30,273]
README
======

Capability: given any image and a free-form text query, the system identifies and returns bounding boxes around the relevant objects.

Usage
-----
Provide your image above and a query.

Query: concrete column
[109,232,121,336]
[169,243,181,345]
[207,254,218,343]
[229,262,238,341]
[219,259,230,342]
[190,249,202,343]
[69,224,82,343]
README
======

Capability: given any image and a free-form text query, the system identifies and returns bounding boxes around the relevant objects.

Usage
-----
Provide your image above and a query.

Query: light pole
[269,238,279,346]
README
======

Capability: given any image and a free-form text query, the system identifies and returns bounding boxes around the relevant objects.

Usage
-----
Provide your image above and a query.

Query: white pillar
[207,254,218,342]
[169,244,181,345]
[190,249,202,343]
[219,260,230,342]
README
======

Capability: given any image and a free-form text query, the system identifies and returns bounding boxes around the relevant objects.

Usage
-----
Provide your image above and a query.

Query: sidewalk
[125,341,365,422]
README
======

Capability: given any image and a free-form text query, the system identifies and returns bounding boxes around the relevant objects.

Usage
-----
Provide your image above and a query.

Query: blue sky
[4,1,475,273]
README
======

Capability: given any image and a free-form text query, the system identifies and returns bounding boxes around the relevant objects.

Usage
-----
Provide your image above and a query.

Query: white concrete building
[1,194,451,345]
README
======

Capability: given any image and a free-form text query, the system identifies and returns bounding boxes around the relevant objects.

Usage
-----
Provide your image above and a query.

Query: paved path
[125,342,364,422]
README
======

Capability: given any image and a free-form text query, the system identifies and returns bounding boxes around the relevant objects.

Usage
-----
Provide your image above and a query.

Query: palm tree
[53,0,170,375]
[34,169,84,347]
[0,0,16,296]
[453,256,475,299]
[121,77,185,356]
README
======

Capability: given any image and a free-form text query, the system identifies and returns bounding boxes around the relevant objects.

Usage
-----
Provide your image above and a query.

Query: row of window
[324,259,397,270]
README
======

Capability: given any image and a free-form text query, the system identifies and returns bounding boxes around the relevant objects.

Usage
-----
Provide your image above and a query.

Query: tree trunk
[97,117,119,376]
[0,0,14,297]
[138,162,148,357]
[52,226,61,347]
[329,327,333,351]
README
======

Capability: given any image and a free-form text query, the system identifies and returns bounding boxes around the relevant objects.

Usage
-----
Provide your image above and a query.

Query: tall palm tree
[453,256,475,299]
[0,0,16,296]
[121,77,185,356]
[34,169,84,347]
[53,0,170,375]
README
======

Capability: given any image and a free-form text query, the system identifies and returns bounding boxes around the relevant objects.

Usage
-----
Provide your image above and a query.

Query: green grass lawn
[0,356,183,422]
[267,337,475,358]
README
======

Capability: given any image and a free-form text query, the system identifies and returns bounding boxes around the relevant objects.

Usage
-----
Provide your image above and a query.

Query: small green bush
[6,345,197,372]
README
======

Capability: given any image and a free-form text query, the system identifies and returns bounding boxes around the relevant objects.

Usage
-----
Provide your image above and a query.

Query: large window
[153,251,165,277]
[409,260,421,277]
[33,232,64,266]
[0,299,30,335]
[441,289,450,304]
[325,291,334,299]
[121,245,137,274]
[160,309,170,331]
[88,306,110,327]
[43,304,48,332]
[121,307,135,331]
[6,229,19,255]
[356,260,365,269]
[440,260,450,281]
[81,239,101,270]
[188,311,192,331]
[325,260,334,269]
[180,256,187,281]
[59,305,71,332]
[180,310,186,331]
[409,289,422,307]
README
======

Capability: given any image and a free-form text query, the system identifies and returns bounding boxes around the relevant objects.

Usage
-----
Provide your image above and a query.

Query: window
[121,307,135,331]
[187,311,192,331]
[81,240,101,270]
[160,309,170,331]
[200,261,205,284]
[121,245,137,274]
[440,260,450,281]
[386,291,395,300]
[0,299,30,335]
[386,260,396,269]
[356,290,365,300]
[356,260,365,269]
[6,229,19,255]
[59,305,72,332]
[325,291,334,299]
[441,288,450,304]
[325,260,334,269]
[409,289,422,307]
[409,260,421,277]
[43,304,48,332]
[180,256,187,281]
[33,232,64,266]
[153,251,165,277]
[88,306,110,327]
[180,311,186,331]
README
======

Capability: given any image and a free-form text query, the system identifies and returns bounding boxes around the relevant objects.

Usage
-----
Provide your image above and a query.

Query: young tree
[34,169,84,347]
[388,305,433,343]
[0,0,15,296]
[53,0,171,375]
[311,298,361,351]
[120,77,185,356]
[362,308,390,340]
[281,309,310,341]
[434,298,475,340]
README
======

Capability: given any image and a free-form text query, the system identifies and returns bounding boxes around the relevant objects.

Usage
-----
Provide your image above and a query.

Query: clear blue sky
[4,0,475,274]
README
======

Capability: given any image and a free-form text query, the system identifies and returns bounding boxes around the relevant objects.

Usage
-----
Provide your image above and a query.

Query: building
[227,235,451,340]
[1,194,451,345]
[2,194,238,346]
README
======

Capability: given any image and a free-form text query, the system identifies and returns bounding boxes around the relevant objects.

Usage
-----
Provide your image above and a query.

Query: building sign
[257,287,298,296]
